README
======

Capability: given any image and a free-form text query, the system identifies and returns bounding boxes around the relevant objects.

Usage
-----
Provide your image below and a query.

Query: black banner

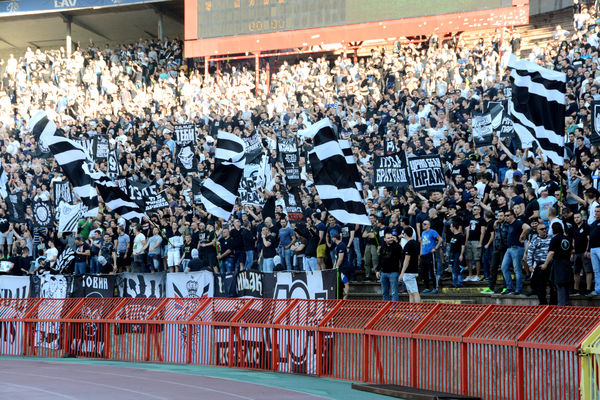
[284,187,303,222]
[487,100,514,138]
[235,270,264,298]
[33,200,53,227]
[71,274,116,298]
[374,151,409,187]
[472,112,494,147]
[407,155,445,191]
[30,275,74,298]
[243,132,263,164]
[6,192,25,223]
[93,135,110,161]
[263,270,337,300]
[214,273,237,297]
[127,180,169,212]
[77,138,94,158]
[192,177,203,205]
[53,180,73,207]
[384,138,401,155]
[278,137,301,187]
[592,101,600,146]
[106,148,120,178]
[175,123,196,144]
[176,143,197,175]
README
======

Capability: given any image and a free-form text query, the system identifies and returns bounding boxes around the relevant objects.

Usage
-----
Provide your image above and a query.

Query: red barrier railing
[0,298,598,400]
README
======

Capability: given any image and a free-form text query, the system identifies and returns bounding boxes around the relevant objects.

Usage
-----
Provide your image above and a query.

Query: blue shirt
[506,220,525,247]
[278,226,294,247]
[420,229,440,255]
[335,241,350,271]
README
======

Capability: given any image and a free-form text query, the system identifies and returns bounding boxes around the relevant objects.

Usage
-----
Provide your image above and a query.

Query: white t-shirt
[45,247,58,265]
[132,233,146,255]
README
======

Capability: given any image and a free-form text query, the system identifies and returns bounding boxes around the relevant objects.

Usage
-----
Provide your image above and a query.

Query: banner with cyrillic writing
[175,123,196,144]
[472,112,494,147]
[373,151,409,187]
[407,155,445,191]
[93,135,110,161]
[243,132,263,164]
[278,137,301,186]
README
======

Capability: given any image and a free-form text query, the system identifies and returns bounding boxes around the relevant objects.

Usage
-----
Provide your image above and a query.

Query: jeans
[131,254,146,273]
[419,252,435,290]
[488,248,505,290]
[74,261,88,275]
[380,272,399,301]
[262,257,274,273]
[279,247,293,270]
[220,257,234,274]
[245,250,255,269]
[149,254,162,271]
[531,266,550,305]
[501,246,525,293]
[481,246,493,279]
[353,237,362,269]
[304,256,318,271]
[450,252,463,287]
[364,244,378,278]
[556,284,570,306]
[233,251,245,271]
[590,247,600,293]
[90,255,100,274]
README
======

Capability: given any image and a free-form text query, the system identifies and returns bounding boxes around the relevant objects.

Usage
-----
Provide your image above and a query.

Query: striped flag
[200,131,246,220]
[54,247,75,273]
[339,139,362,192]
[57,202,82,234]
[84,167,146,221]
[306,119,369,225]
[508,55,566,165]
[29,111,99,216]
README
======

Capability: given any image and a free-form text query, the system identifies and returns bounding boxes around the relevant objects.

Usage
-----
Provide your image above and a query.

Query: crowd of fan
[0,2,597,305]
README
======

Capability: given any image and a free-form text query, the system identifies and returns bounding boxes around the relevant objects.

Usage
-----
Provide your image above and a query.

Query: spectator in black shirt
[400,227,421,303]
[376,232,402,301]
[74,236,90,275]
[217,228,234,274]
[572,212,593,295]
[543,223,574,306]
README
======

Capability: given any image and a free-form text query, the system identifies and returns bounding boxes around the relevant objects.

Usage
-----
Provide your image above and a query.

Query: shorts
[0,231,14,245]
[464,241,481,261]
[317,244,326,258]
[574,253,593,274]
[402,273,419,293]
[167,249,181,267]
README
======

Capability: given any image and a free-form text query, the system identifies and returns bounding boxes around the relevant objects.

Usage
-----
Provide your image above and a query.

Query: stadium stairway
[348,275,600,306]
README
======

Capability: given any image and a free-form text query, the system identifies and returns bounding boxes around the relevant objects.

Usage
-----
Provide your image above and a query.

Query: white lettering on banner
[83,276,108,290]
[236,273,262,295]
[379,154,404,168]
[70,338,104,355]
[376,168,406,183]
[55,0,77,8]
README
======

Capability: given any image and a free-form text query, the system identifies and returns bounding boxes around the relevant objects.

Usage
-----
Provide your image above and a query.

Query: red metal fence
[0,298,598,400]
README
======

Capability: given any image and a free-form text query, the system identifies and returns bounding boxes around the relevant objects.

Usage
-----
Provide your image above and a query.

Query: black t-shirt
[466,216,485,242]
[199,230,217,255]
[75,242,90,262]
[378,241,402,273]
[219,237,234,259]
[573,223,590,254]
[403,239,419,274]
[304,228,319,258]
[0,217,9,233]
[525,200,539,220]
[229,228,244,251]
[589,220,600,249]
[187,258,204,271]
[262,233,278,258]
[482,219,495,246]
[449,233,465,254]
[549,234,572,260]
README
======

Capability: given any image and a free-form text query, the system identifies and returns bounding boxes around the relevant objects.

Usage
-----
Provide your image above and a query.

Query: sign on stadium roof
[0,0,164,17]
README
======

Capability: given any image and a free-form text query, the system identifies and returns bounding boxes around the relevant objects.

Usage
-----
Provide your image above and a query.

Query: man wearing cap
[500,210,530,295]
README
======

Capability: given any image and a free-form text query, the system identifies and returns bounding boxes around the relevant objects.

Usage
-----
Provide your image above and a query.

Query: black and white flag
[243,131,263,165]
[128,180,169,212]
[235,270,264,298]
[200,131,246,220]
[472,112,494,147]
[239,164,266,207]
[118,272,166,298]
[591,100,600,146]
[166,271,214,298]
[263,270,337,300]
[278,137,301,187]
[71,274,116,298]
[306,119,369,225]
[407,155,445,191]
[175,123,196,144]
[0,160,7,199]
[508,55,566,165]
[57,202,81,233]
[6,192,25,223]
[93,135,110,161]
[374,151,409,188]
[53,180,73,207]
[55,248,75,274]
[0,276,31,298]
[192,177,203,205]
[92,173,146,221]
[176,142,197,175]
[29,111,99,217]
[487,100,515,138]
[106,148,120,178]
[339,139,362,191]
[32,201,53,227]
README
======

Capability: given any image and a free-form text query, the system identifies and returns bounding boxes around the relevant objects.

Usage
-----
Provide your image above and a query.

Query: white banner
[33,275,70,350]
[0,276,30,355]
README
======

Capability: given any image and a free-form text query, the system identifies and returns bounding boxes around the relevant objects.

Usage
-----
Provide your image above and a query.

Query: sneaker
[480,288,494,294]
[471,276,482,282]
[510,291,522,296]
[464,276,473,282]
[429,289,439,294]
[500,288,512,295]
[571,292,581,297]
[422,289,432,294]
[586,291,598,297]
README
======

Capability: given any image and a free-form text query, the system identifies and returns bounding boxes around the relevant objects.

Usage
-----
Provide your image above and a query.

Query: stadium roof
[0,1,183,55]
